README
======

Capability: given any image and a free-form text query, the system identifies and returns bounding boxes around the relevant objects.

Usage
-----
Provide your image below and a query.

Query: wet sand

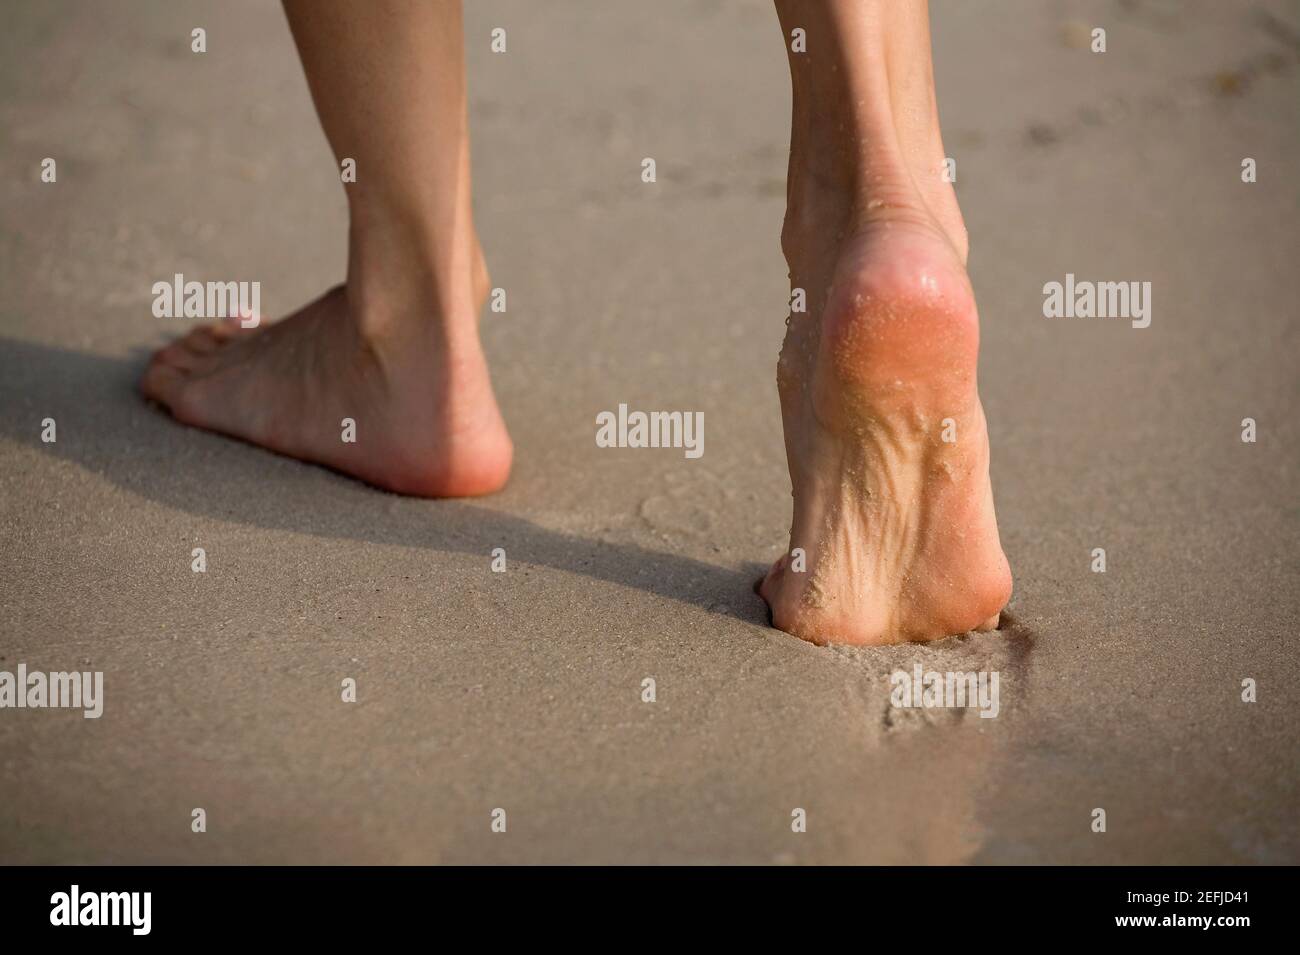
[1,0,1296,863]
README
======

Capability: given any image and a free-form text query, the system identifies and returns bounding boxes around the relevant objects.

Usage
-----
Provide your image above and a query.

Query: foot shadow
[0,336,771,625]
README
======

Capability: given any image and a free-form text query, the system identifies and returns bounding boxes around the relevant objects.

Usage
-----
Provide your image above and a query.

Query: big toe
[148,323,238,373]
[139,357,190,410]
[178,323,228,355]
[207,317,251,343]
[757,556,789,610]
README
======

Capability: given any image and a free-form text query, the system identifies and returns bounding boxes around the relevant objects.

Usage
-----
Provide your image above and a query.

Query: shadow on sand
[0,336,771,624]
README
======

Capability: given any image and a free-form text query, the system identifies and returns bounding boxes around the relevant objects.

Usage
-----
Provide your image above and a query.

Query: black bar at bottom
[0,866,1280,941]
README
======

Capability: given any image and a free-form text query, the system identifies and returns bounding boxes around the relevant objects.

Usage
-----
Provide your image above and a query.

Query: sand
[1,0,1296,864]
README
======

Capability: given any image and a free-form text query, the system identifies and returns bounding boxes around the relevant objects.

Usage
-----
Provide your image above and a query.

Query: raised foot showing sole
[761,222,1011,646]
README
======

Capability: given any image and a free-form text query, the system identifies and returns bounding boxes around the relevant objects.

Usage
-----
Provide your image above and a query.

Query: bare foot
[760,213,1011,645]
[139,260,512,498]
[760,0,1012,645]
[144,0,514,498]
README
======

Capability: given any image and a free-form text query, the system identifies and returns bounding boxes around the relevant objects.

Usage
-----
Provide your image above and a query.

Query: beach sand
[1,0,1296,863]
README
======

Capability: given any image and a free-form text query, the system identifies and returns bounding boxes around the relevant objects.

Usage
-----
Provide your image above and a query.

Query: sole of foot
[760,218,1012,646]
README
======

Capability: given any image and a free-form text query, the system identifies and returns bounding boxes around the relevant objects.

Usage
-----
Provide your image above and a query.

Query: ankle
[780,171,914,270]
[780,27,968,262]
[344,216,486,346]
[782,159,968,272]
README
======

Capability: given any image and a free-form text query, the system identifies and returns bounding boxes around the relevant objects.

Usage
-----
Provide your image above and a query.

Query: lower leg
[285,0,488,330]
[762,0,1011,644]
[140,0,510,497]
[779,0,965,265]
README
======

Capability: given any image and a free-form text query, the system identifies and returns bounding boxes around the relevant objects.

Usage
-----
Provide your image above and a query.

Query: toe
[152,322,236,370]
[180,324,225,355]
[139,358,189,410]
[756,556,789,619]
[209,317,251,342]
[151,339,206,372]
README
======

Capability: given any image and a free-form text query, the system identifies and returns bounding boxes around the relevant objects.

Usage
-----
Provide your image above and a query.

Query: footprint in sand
[829,613,1035,738]
[638,468,737,543]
